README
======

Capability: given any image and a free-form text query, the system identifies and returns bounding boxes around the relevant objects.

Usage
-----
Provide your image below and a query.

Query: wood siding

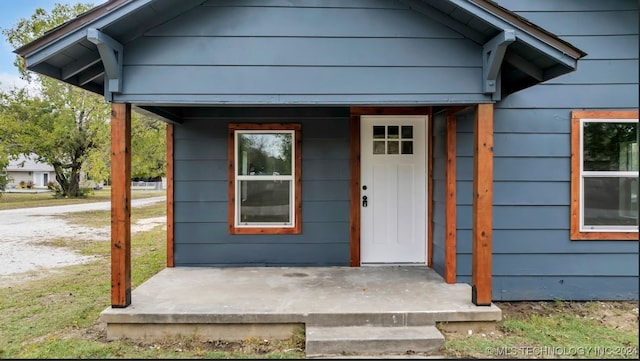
[172,107,350,266]
[116,0,488,105]
[430,113,447,277]
[455,0,639,301]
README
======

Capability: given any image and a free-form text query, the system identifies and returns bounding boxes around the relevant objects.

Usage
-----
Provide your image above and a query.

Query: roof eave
[14,0,131,59]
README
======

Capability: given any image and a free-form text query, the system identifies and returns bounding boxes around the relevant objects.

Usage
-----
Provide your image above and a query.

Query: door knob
[362,195,368,207]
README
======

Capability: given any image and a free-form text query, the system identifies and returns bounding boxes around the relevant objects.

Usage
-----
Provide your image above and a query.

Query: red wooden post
[445,112,457,284]
[472,103,494,306]
[110,102,131,307]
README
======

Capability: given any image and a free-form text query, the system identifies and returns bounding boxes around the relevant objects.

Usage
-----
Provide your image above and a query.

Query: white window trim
[234,129,296,228]
[579,118,639,233]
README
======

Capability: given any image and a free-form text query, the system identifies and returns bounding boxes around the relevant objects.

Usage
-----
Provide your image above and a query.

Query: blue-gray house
[16,0,638,309]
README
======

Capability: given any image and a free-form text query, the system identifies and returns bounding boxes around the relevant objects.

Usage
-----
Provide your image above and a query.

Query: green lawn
[0,188,165,210]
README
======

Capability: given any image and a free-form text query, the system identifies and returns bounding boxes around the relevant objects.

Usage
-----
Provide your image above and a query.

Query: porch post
[110,102,131,308]
[472,103,494,306]
[444,112,457,284]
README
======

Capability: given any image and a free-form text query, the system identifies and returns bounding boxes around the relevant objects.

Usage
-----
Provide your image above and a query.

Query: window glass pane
[583,122,638,171]
[387,141,399,154]
[373,126,385,139]
[401,126,413,139]
[238,133,292,176]
[388,126,399,139]
[239,180,291,223]
[373,141,385,154]
[401,141,413,154]
[583,177,639,227]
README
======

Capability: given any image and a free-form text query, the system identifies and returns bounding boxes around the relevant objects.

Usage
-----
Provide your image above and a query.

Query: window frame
[228,123,302,235]
[571,110,639,240]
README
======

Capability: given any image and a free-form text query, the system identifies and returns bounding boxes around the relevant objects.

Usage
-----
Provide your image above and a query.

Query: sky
[0,0,107,91]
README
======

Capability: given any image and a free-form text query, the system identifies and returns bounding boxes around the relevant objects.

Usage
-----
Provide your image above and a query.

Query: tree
[1,2,167,196]
[131,113,166,180]
[1,2,105,197]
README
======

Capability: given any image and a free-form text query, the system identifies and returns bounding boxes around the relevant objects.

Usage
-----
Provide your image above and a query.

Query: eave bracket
[483,29,516,94]
[87,28,123,95]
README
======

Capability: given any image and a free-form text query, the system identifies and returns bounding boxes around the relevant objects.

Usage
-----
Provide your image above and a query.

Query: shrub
[26,181,34,189]
[47,181,59,191]
[19,180,26,189]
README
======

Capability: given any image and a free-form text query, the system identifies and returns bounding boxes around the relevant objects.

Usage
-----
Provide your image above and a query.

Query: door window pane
[401,126,413,139]
[388,126,399,139]
[373,141,385,154]
[401,141,413,154]
[387,141,399,154]
[373,126,385,139]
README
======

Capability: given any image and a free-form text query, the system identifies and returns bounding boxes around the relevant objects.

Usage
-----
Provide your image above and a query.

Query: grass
[440,301,639,359]
[0,188,165,210]
[0,201,305,359]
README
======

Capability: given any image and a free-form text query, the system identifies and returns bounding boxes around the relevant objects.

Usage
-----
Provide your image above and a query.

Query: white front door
[360,115,427,264]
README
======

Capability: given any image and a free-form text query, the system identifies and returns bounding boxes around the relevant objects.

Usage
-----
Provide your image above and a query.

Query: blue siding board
[173,160,227,181]
[204,0,408,9]
[174,243,350,266]
[496,158,570,182]
[459,109,573,134]
[174,139,226,160]
[174,222,350,244]
[303,201,350,223]
[512,11,638,36]
[303,159,350,180]
[456,254,638,277]
[494,0,636,12]
[304,139,350,160]
[563,35,638,60]
[456,205,569,230]
[456,181,570,206]
[492,181,569,206]
[126,37,481,67]
[544,60,639,85]
[493,276,638,301]
[122,66,483,95]
[498,84,639,109]
[174,181,227,201]
[494,133,570,157]
[146,7,465,38]
[175,202,227,223]
[431,244,445,276]
[182,107,349,119]
[457,230,640,254]
[303,180,350,201]
[431,113,447,278]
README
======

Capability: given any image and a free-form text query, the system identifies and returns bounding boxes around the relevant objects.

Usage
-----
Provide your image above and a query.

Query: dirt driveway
[0,196,166,280]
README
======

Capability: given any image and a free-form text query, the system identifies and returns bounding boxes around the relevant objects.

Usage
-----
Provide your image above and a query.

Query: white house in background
[6,154,55,189]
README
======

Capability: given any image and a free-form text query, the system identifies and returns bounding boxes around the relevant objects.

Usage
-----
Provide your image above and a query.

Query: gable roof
[15,0,586,99]
[7,154,54,172]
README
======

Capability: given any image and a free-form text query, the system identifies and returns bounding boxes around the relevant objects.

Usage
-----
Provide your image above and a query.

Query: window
[228,123,301,234]
[571,111,639,240]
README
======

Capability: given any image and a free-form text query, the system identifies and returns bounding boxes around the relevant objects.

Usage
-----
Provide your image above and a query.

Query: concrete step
[305,325,445,357]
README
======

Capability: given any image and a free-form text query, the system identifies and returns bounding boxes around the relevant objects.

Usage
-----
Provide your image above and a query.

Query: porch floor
[100,266,501,342]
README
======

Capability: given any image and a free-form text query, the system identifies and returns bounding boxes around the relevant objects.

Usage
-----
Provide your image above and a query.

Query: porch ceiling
[15,0,586,119]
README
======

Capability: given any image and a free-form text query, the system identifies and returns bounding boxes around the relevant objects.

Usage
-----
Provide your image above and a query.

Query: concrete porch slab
[100,267,501,341]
